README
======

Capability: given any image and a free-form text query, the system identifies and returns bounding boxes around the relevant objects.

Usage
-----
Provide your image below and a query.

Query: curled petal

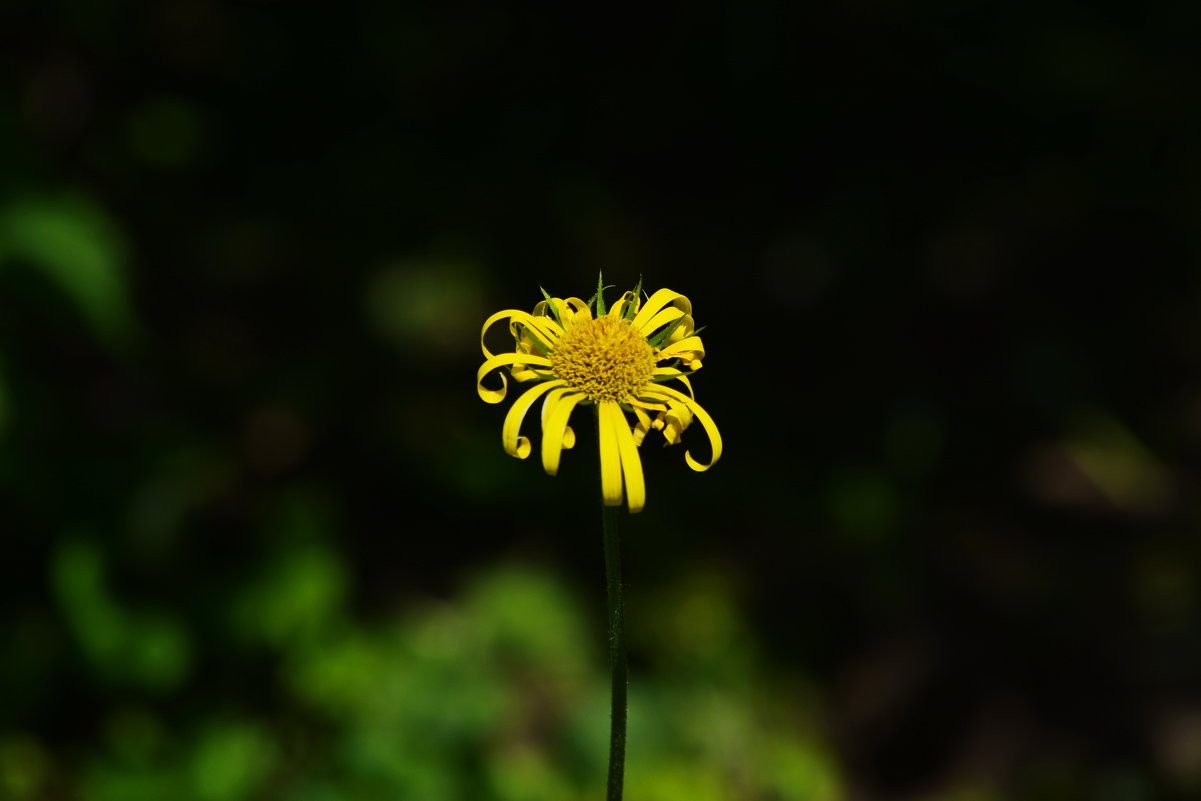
[662,403,694,445]
[541,390,587,476]
[641,384,722,471]
[510,315,563,354]
[480,308,527,361]
[477,352,553,403]
[638,395,691,444]
[502,380,566,458]
[533,296,591,327]
[559,297,592,327]
[631,403,653,446]
[631,289,691,333]
[532,297,562,327]
[535,296,589,316]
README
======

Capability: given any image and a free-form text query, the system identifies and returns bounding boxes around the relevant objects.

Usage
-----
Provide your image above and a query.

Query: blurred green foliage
[0,194,135,351]
[51,537,192,691]
[13,545,849,801]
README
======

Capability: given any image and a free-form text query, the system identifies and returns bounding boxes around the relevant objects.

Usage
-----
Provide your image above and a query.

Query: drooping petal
[597,402,624,507]
[541,390,587,476]
[604,402,646,513]
[477,352,554,403]
[631,289,691,333]
[540,385,569,425]
[640,384,722,471]
[539,386,578,451]
[502,379,566,458]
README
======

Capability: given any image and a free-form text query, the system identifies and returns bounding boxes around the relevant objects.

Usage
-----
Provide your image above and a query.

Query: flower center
[550,315,657,402]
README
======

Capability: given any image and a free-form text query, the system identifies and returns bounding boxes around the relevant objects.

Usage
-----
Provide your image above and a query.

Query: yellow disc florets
[550,315,657,403]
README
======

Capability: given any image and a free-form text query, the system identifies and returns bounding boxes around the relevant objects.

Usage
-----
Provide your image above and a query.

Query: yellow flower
[477,280,721,513]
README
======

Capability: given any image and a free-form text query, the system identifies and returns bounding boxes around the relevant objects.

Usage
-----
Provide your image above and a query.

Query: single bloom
[477,279,721,513]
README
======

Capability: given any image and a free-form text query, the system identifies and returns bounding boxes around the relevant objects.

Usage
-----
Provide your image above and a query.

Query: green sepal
[538,286,564,327]
[516,323,551,356]
[588,271,614,316]
[647,316,685,348]
[621,276,643,321]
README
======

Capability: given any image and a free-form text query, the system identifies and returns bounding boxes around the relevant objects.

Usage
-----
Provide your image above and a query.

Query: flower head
[477,277,721,513]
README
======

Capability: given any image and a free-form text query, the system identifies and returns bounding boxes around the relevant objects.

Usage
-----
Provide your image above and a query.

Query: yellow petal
[664,316,696,345]
[631,404,653,445]
[609,291,641,320]
[651,368,694,397]
[561,297,591,325]
[663,404,694,445]
[630,289,691,333]
[502,380,566,458]
[636,306,686,337]
[509,313,563,352]
[627,397,669,412]
[477,352,553,403]
[540,385,569,426]
[605,402,646,513]
[480,308,526,361]
[541,390,587,476]
[597,402,624,507]
[658,335,705,362]
[511,365,555,383]
[641,385,722,471]
[534,296,591,327]
[542,384,578,451]
[639,396,689,444]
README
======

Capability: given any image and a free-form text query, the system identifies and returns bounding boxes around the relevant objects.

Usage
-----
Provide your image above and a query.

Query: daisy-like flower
[477,278,721,513]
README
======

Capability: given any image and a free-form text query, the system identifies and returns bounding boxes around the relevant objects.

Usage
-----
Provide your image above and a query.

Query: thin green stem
[602,502,627,801]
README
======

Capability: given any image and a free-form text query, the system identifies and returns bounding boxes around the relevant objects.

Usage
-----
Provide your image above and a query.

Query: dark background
[2,2,1200,800]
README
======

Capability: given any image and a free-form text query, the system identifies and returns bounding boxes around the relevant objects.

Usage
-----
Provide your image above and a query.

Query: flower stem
[602,502,627,801]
